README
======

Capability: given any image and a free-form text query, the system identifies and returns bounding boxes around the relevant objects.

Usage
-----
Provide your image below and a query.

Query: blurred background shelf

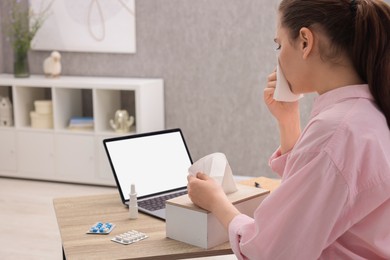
[0,74,164,186]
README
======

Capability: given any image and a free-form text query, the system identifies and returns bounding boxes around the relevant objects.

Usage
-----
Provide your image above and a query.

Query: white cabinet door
[17,131,55,178]
[0,129,17,172]
[55,134,96,183]
[96,135,116,185]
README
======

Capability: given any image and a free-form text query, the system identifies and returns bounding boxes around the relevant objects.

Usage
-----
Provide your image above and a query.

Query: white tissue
[188,153,238,194]
[273,60,303,102]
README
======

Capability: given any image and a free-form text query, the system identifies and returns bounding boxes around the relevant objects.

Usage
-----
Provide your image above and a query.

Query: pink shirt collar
[311,84,372,118]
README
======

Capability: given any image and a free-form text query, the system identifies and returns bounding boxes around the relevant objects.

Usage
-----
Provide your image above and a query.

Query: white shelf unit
[0,74,164,186]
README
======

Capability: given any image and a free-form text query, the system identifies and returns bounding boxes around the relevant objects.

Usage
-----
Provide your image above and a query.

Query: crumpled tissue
[273,59,303,102]
[188,152,237,194]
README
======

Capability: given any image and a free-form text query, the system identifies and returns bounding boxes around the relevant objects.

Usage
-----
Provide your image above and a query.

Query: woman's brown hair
[279,0,390,129]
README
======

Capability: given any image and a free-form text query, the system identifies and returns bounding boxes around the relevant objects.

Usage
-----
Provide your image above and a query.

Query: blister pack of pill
[111,230,148,245]
[86,222,115,234]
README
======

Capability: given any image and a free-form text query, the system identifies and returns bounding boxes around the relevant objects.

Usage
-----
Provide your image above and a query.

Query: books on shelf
[68,117,94,131]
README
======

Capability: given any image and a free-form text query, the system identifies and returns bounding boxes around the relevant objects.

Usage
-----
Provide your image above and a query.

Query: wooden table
[239,176,281,193]
[54,177,280,259]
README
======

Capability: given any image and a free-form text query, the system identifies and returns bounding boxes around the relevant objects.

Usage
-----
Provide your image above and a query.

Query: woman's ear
[299,27,314,59]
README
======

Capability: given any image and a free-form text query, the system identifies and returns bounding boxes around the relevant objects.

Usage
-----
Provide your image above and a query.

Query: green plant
[5,0,50,54]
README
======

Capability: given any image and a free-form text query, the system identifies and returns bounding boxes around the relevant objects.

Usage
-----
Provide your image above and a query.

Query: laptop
[103,128,193,220]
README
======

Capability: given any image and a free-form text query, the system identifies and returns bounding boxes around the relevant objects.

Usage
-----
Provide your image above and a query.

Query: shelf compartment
[54,88,94,131]
[0,85,14,128]
[94,89,136,133]
[13,86,52,128]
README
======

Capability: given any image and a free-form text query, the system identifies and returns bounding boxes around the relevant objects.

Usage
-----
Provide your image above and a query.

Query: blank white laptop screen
[104,130,192,201]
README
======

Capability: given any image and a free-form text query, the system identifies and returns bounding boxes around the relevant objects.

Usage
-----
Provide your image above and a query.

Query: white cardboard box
[166,184,269,249]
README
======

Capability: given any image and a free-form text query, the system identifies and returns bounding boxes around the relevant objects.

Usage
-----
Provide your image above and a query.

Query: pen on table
[254,182,261,188]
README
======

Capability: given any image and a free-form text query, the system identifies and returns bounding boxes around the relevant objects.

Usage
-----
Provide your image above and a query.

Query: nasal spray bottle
[129,183,138,219]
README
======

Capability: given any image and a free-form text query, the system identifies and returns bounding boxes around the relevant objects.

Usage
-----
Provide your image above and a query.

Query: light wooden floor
[0,177,235,260]
[0,177,117,259]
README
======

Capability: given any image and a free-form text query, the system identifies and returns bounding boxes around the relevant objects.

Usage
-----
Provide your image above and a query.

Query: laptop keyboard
[138,190,187,211]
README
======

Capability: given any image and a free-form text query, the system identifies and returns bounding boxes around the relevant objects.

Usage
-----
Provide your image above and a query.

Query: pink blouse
[229,85,390,259]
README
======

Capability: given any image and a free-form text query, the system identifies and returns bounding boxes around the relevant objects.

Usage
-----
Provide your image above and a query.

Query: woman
[187,0,390,259]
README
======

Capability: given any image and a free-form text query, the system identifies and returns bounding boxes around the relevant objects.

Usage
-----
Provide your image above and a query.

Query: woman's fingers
[196,172,209,180]
[267,70,277,84]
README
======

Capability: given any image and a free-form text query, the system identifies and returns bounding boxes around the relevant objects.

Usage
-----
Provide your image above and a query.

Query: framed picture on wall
[30,0,136,53]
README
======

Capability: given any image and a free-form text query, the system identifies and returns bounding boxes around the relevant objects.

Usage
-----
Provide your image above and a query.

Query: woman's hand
[263,70,300,125]
[187,172,240,229]
[264,70,301,154]
[187,172,226,212]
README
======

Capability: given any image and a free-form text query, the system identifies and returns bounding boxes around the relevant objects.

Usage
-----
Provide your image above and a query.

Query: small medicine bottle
[129,183,138,219]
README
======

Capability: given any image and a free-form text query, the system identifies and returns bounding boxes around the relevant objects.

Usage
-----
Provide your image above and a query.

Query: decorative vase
[13,48,30,78]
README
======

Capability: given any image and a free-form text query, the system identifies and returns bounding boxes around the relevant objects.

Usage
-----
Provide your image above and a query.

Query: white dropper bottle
[129,183,138,219]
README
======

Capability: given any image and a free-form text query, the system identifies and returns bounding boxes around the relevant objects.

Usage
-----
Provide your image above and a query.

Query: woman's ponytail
[352,0,390,129]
